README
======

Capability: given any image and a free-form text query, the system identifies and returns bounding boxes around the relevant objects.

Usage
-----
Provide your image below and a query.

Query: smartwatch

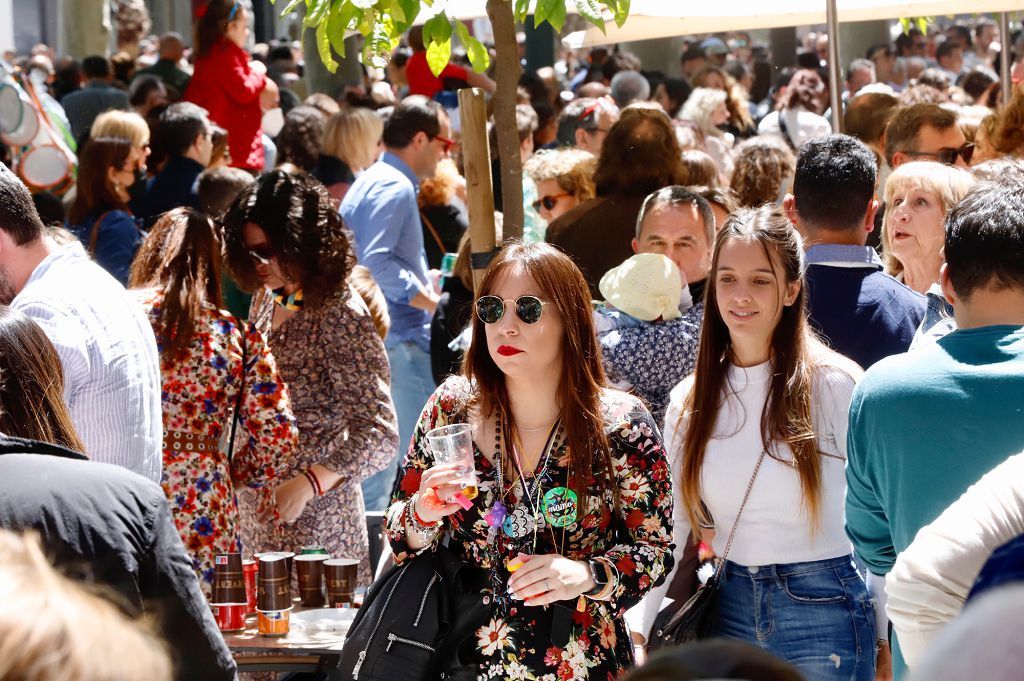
[583,559,610,596]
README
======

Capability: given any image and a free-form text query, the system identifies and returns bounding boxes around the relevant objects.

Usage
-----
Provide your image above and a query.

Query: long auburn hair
[0,306,86,453]
[128,208,224,361]
[461,242,614,508]
[679,206,823,533]
[68,137,132,226]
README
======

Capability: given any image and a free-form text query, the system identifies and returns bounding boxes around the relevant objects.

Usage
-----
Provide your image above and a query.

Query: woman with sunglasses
[128,207,297,595]
[633,207,882,680]
[221,169,398,585]
[385,242,675,680]
[524,148,597,225]
[67,136,147,286]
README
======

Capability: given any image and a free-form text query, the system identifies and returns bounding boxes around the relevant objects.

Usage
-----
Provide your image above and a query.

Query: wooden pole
[458,87,498,294]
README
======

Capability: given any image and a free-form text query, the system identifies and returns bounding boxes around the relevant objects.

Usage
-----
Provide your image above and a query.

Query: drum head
[0,94,39,146]
[20,145,72,189]
[0,83,22,134]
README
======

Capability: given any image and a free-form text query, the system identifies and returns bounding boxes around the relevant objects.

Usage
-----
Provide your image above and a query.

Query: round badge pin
[542,487,578,527]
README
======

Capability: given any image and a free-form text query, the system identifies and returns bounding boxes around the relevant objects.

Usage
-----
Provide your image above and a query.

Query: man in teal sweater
[846,176,1024,678]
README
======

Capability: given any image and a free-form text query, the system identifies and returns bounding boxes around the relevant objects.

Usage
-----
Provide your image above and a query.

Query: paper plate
[290,608,357,632]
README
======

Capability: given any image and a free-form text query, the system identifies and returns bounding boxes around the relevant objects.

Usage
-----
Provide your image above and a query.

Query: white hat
[599,253,684,322]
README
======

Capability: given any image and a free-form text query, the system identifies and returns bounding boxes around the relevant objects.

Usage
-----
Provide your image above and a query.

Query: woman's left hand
[507,553,594,607]
[271,474,314,523]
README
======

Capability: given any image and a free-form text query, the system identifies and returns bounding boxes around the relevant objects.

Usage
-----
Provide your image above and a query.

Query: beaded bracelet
[406,494,441,542]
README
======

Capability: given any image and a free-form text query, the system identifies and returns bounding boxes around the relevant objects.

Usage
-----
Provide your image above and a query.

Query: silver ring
[544,579,549,592]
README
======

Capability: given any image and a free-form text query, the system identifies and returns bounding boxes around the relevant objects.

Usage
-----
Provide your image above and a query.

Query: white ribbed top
[627,354,862,638]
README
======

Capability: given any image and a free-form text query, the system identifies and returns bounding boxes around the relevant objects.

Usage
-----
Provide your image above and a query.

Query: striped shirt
[12,242,162,482]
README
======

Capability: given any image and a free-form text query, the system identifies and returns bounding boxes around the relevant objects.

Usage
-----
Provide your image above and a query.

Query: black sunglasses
[476,295,549,325]
[904,143,974,166]
[531,192,572,212]
[247,245,274,265]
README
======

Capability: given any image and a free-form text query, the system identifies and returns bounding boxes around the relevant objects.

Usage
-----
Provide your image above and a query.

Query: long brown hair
[128,208,224,360]
[68,137,132,226]
[194,0,243,57]
[593,108,688,196]
[461,242,613,508]
[679,206,822,533]
[0,306,86,453]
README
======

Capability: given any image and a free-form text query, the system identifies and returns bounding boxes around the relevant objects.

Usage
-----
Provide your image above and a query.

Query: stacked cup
[295,554,328,607]
[256,555,292,636]
[211,553,247,632]
[324,558,359,607]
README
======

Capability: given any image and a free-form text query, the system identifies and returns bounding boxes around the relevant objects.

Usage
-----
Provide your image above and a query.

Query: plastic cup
[295,554,327,608]
[242,559,258,615]
[425,423,479,502]
[324,558,359,607]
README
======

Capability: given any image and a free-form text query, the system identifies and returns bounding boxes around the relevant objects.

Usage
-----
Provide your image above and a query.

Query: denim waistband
[723,554,857,579]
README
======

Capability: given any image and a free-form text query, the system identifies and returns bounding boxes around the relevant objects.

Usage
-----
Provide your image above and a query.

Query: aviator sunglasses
[476,295,549,325]
[247,245,274,265]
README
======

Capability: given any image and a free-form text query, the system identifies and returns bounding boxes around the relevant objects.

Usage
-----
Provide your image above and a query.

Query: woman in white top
[757,69,832,151]
[632,206,884,680]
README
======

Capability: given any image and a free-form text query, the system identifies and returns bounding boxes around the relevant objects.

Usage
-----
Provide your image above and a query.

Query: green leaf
[326,2,348,57]
[278,0,305,17]
[574,0,605,33]
[303,0,330,27]
[315,20,339,72]
[612,0,630,28]
[364,18,395,68]
[395,0,420,31]
[916,16,929,35]
[547,0,567,31]
[337,3,362,29]
[899,17,911,34]
[351,0,377,9]
[357,7,375,35]
[426,37,452,77]
[424,11,453,44]
[514,0,530,23]
[464,34,491,73]
[454,19,471,45]
[534,0,559,26]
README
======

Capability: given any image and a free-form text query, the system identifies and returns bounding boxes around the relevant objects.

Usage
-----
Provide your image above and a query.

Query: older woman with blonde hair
[314,106,384,202]
[678,87,734,179]
[523,148,597,225]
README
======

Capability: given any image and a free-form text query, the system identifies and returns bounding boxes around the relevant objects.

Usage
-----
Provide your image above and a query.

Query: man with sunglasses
[885,103,973,170]
[341,95,452,513]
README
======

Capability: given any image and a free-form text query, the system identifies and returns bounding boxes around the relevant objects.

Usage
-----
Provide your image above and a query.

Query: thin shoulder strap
[88,211,114,256]
[419,209,446,255]
[718,449,768,565]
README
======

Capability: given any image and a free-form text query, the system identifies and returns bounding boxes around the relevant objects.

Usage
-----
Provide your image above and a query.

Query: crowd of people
[1,3,1024,680]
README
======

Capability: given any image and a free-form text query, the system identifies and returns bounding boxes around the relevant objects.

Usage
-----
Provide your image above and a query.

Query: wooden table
[224,601,353,674]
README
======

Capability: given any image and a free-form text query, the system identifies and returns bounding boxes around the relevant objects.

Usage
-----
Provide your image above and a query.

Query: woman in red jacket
[186,0,276,172]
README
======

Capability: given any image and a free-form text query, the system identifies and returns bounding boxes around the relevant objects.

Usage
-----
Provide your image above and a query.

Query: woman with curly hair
[221,169,399,583]
[730,136,796,208]
[679,87,735,179]
[691,64,757,139]
[523,148,597,225]
[275,104,326,172]
[128,207,298,593]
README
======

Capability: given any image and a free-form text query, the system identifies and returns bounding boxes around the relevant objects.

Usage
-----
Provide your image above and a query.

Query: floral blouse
[135,287,298,595]
[239,285,399,584]
[385,376,675,680]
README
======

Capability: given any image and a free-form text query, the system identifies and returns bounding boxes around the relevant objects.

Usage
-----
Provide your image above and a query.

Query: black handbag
[338,541,488,681]
[649,450,767,650]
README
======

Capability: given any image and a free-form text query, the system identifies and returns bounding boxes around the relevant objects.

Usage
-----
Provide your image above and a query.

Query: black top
[137,155,205,229]
[312,153,356,188]
[430,275,474,385]
[0,436,236,681]
[420,203,467,270]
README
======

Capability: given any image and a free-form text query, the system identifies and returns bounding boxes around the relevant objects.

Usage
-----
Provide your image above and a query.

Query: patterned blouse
[385,376,675,680]
[135,287,298,595]
[239,285,399,584]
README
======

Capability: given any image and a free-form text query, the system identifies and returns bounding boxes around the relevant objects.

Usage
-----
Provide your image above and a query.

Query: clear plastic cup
[425,423,479,501]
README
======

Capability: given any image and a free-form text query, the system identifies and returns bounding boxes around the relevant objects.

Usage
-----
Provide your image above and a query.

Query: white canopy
[563,0,1022,48]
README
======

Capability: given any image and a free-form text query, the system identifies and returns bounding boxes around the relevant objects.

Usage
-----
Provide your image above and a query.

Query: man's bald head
[159,33,185,61]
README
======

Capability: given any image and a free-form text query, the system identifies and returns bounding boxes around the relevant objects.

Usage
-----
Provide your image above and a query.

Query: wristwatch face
[590,560,608,586]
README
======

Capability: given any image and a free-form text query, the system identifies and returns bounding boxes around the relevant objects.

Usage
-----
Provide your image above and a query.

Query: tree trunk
[486,0,524,240]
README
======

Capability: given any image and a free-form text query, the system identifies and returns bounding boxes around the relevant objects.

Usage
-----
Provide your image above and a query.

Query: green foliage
[898,16,934,35]
[279,0,625,74]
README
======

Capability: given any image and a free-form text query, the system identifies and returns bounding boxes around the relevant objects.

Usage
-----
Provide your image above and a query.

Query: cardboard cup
[257,555,292,611]
[295,554,327,608]
[324,558,359,607]
[212,553,247,605]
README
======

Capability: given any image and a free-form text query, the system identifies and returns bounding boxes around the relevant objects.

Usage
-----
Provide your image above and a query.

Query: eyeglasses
[430,133,454,153]
[247,245,274,265]
[476,295,550,325]
[532,192,572,212]
[903,143,975,166]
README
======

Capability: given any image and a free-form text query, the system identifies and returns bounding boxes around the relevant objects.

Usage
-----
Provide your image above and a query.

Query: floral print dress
[239,285,399,584]
[135,288,298,595]
[385,377,675,680]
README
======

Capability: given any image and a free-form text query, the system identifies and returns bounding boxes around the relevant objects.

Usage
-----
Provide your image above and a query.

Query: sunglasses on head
[904,143,975,166]
[531,192,572,212]
[247,245,274,265]
[430,133,454,153]
[476,295,549,325]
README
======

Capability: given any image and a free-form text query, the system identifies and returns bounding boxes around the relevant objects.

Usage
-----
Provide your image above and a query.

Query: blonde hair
[523,148,597,202]
[678,87,728,138]
[90,110,150,147]
[881,161,976,276]
[0,530,173,681]
[321,107,383,172]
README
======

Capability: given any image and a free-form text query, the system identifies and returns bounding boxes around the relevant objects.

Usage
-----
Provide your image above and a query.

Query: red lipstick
[497,345,524,356]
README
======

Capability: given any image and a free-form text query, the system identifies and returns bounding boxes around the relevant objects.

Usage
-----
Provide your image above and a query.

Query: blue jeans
[361,340,436,512]
[712,555,876,681]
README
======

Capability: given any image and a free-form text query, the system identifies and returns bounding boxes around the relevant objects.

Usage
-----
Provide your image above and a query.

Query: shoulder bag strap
[419,209,447,255]
[776,112,798,152]
[226,318,247,464]
[88,210,114,257]
[717,449,768,566]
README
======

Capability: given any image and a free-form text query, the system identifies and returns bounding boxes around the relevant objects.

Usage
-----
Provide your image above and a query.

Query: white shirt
[886,452,1024,668]
[758,108,832,150]
[627,355,862,638]
[12,242,163,482]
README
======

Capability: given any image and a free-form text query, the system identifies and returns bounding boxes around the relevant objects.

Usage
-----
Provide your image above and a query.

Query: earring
[114,181,123,191]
